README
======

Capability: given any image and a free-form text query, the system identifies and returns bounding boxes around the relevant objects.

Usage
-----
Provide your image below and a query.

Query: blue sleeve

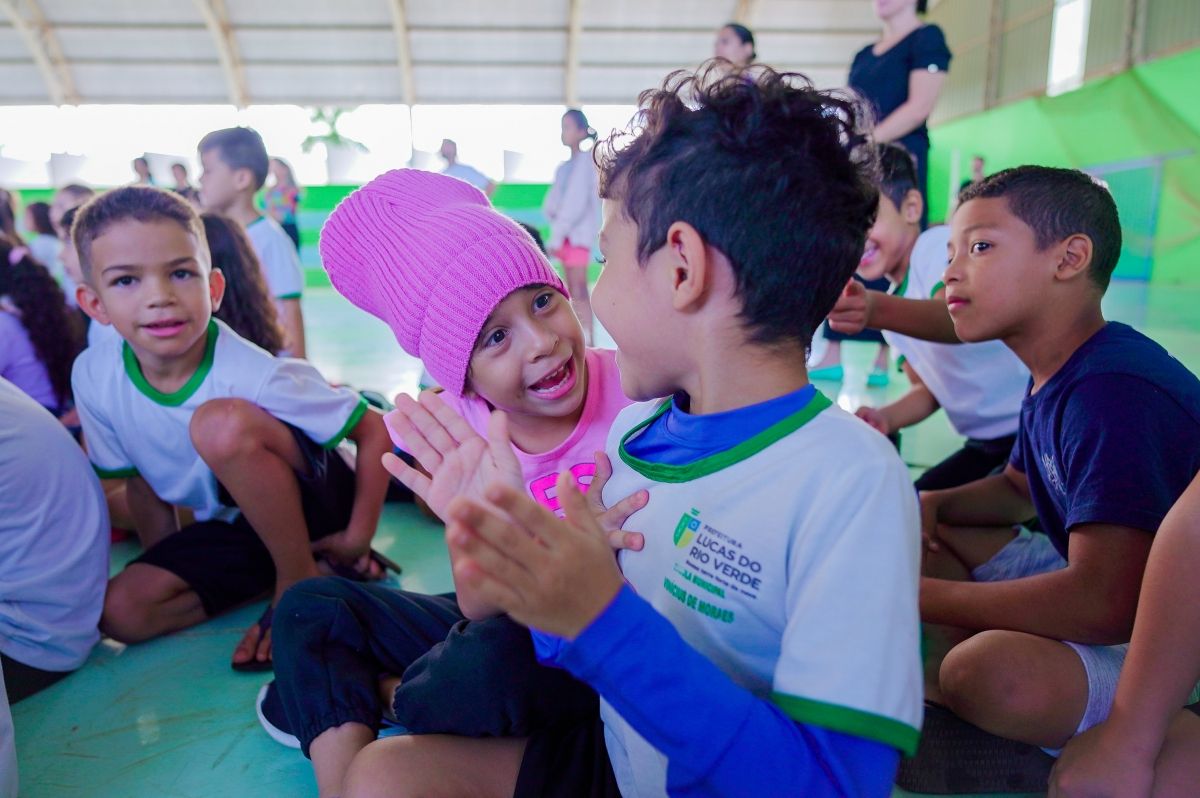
[1008,419,1026,473]
[1060,375,1200,534]
[540,586,900,797]
[911,24,952,72]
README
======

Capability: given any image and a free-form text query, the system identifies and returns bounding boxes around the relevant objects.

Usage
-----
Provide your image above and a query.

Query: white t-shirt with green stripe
[245,215,304,300]
[601,396,923,796]
[72,318,366,522]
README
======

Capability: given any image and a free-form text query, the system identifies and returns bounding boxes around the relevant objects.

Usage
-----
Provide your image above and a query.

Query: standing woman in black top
[850,0,951,228]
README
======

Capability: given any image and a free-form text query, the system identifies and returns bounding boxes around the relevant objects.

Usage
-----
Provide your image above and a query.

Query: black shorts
[130,425,356,616]
[514,714,619,798]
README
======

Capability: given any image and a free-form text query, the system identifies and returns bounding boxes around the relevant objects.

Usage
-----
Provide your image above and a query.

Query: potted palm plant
[302,107,368,183]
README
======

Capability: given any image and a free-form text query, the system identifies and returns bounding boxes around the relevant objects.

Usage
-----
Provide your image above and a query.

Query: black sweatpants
[271,577,597,757]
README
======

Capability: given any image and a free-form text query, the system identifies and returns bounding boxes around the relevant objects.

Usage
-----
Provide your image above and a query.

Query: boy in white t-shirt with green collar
[70,186,392,671]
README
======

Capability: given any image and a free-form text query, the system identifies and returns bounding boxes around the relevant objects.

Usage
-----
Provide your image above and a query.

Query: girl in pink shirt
[264,170,643,798]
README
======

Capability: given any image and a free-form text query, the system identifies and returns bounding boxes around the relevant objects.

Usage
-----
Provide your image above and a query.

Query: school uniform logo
[1041,452,1067,496]
[674,508,701,549]
[662,507,766,625]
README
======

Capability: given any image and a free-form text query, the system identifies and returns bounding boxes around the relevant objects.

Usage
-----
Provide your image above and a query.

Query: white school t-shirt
[245,215,305,300]
[883,225,1028,440]
[442,163,492,191]
[0,378,109,672]
[600,396,924,797]
[71,318,367,522]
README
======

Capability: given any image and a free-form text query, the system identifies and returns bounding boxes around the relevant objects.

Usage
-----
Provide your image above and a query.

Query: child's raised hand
[445,472,625,639]
[586,451,647,553]
[827,277,871,335]
[382,391,522,521]
[855,406,891,435]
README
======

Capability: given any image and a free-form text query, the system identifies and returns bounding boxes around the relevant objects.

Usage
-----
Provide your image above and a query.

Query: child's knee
[101,579,160,644]
[189,398,265,459]
[343,738,431,798]
[939,631,1036,721]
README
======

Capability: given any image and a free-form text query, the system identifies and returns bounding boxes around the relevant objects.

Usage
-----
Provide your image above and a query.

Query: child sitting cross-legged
[339,64,924,798]
[908,167,1200,791]
[263,169,646,798]
[851,143,1029,490]
[69,186,392,671]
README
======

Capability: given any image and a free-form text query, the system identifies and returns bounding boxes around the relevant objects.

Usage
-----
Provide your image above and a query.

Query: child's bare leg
[939,629,1089,749]
[190,398,319,662]
[310,722,376,798]
[813,340,841,368]
[921,524,1018,703]
[342,735,526,798]
[1152,710,1200,796]
[565,267,593,344]
[101,563,206,643]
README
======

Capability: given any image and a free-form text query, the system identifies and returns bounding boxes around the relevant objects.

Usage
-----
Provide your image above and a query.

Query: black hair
[172,161,189,174]
[59,206,80,241]
[133,157,149,168]
[876,143,920,210]
[57,183,94,202]
[596,61,877,351]
[26,201,56,236]
[0,238,84,408]
[201,213,285,354]
[959,166,1122,292]
[0,190,19,242]
[723,23,757,60]
[517,222,547,254]
[198,127,270,189]
[73,186,207,281]
[563,109,598,142]
[917,0,929,13]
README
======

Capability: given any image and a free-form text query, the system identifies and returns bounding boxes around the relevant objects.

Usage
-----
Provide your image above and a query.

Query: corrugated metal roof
[0,0,880,105]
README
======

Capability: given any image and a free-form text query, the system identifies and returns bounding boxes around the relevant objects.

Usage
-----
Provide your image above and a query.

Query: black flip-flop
[319,549,402,583]
[231,604,275,673]
[895,701,1054,794]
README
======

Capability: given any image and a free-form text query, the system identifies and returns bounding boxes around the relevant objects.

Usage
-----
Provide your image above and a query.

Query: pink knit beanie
[320,169,567,396]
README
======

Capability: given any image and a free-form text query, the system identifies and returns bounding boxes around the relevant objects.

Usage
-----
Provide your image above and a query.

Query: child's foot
[867,366,890,388]
[256,681,300,749]
[232,604,274,672]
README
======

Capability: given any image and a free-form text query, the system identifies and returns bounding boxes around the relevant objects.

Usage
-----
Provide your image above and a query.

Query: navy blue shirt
[1010,323,1200,558]
[848,25,951,164]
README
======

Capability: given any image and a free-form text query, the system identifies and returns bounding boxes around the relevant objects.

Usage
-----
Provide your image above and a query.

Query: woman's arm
[873,69,946,143]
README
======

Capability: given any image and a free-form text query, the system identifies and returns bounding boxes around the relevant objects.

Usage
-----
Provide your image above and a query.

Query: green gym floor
[13,281,1200,797]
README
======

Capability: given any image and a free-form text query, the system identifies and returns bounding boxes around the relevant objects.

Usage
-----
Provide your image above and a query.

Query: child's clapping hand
[383,391,647,553]
[382,390,523,520]
[445,473,626,640]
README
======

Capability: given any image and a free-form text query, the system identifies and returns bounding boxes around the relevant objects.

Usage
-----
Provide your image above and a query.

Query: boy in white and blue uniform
[853,144,1029,490]
[342,66,923,797]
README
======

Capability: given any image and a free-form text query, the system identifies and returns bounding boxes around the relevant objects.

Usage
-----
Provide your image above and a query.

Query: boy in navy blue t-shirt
[919,166,1200,759]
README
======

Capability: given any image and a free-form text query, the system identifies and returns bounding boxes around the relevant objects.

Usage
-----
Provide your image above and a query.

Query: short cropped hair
[198,127,270,190]
[959,166,1122,291]
[877,143,920,210]
[57,183,95,202]
[72,186,208,281]
[596,62,877,350]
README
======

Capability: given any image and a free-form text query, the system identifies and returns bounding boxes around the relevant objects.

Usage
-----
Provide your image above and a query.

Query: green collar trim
[891,270,910,298]
[123,320,218,407]
[929,280,945,298]
[617,390,832,483]
[772,692,920,755]
[247,215,266,228]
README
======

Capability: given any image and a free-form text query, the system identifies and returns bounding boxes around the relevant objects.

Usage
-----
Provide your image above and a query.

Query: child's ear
[233,168,255,193]
[1053,234,1094,283]
[208,266,227,311]
[664,221,710,312]
[901,188,924,225]
[76,283,111,326]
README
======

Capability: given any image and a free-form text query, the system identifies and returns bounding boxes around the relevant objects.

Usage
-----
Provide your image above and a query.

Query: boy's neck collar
[1009,306,1107,393]
[228,202,262,228]
[123,319,219,406]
